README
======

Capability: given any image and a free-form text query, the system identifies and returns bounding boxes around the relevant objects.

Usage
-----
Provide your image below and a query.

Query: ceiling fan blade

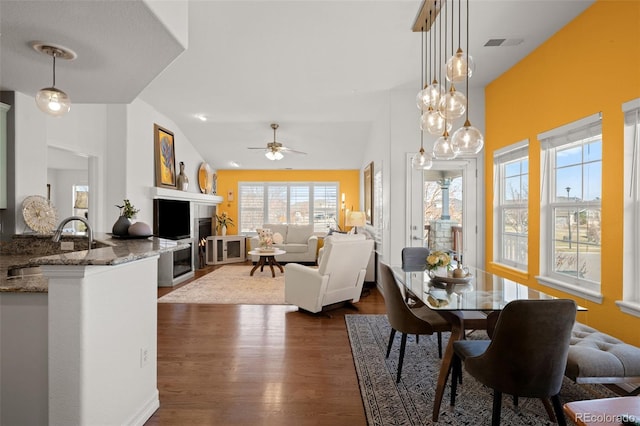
[280,146,307,155]
[247,147,268,150]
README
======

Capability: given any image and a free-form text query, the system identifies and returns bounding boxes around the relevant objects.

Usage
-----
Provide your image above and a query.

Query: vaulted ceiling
[1,0,594,170]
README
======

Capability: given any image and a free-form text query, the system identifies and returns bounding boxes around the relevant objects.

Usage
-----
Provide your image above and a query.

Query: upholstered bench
[567,322,640,395]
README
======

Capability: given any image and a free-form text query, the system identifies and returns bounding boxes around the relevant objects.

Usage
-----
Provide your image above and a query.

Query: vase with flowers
[215,211,234,236]
[426,250,452,278]
[256,228,274,252]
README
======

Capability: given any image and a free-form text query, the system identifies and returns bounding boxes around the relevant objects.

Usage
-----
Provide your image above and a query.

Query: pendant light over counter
[411,0,484,162]
[31,41,76,117]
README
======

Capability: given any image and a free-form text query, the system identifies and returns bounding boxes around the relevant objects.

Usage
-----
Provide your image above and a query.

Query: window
[239,182,338,234]
[538,113,602,300]
[493,140,529,270]
[619,98,640,316]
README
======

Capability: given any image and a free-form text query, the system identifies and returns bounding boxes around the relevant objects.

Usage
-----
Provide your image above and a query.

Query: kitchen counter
[0,233,189,293]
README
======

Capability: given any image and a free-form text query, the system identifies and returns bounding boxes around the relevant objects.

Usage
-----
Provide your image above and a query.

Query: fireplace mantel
[150,187,223,205]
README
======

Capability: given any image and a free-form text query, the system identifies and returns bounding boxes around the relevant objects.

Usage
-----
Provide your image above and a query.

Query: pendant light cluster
[412,0,484,170]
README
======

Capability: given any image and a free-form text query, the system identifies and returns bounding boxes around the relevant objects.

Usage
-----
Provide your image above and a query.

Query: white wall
[364,85,486,268]
[123,98,207,227]
[5,94,206,235]
[47,169,88,220]
[13,92,48,233]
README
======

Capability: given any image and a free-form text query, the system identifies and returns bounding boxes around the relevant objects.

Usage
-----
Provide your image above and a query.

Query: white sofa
[284,235,374,313]
[249,223,318,264]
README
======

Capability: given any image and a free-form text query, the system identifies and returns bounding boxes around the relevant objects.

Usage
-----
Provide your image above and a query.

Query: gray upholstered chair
[401,246,430,270]
[379,263,451,383]
[450,299,577,426]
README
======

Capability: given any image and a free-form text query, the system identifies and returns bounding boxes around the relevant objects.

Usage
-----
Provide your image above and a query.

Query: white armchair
[284,235,374,313]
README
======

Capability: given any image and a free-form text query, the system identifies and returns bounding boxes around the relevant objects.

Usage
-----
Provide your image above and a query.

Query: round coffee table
[248,248,286,278]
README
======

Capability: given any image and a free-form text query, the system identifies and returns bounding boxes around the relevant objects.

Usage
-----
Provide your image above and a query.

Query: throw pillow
[272,232,284,244]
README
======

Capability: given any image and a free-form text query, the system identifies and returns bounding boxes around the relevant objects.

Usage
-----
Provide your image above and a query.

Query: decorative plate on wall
[198,162,212,194]
[22,195,58,234]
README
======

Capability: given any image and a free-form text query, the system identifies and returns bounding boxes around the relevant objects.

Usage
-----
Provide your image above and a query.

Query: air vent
[484,38,524,47]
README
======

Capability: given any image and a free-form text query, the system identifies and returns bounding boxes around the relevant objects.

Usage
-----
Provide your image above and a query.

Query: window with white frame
[619,98,640,315]
[238,182,339,234]
[493,140,529,270]
[538,113,602,299]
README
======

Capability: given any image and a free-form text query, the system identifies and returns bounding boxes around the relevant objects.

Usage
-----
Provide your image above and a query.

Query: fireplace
[197,217,213,268]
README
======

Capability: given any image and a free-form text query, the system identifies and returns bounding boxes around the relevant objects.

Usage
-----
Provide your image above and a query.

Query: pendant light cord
[464,0,470,123]
[52,54,57,87]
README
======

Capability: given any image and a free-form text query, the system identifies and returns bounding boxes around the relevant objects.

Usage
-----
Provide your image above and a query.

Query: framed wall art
[154,124,177,188]
[364,161,373,225]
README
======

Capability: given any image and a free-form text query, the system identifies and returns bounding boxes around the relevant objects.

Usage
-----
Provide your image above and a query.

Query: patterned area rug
[346,314,617,425]
[157,265,288,305]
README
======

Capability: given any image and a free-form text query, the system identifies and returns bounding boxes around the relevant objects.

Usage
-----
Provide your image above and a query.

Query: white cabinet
[206,236,246,265]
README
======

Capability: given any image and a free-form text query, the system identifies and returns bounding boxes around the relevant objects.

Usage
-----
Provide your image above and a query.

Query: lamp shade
[346,211,366,227]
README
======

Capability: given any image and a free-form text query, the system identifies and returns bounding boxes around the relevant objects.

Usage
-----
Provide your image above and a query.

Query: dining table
[391,265,574,422]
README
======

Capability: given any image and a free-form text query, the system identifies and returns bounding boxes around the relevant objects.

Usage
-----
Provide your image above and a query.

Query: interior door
[406,155,478,267]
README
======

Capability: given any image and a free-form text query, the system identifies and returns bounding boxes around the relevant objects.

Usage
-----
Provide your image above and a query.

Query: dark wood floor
[146,262,387,425]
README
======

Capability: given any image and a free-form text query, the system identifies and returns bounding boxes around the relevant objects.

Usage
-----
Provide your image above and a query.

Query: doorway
[407,156,479,267]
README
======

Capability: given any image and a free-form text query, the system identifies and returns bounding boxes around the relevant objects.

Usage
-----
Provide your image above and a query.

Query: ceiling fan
[248,123,307,160]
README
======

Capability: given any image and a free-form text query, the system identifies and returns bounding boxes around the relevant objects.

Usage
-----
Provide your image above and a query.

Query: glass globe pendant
[446,48,475,83]
[438,85,466,120]
[452,119,484,155]
[36,87,71,116]
[433,131,458,160]
[417,80,445,111]
[422,107,452,135]
[412,147,433,170]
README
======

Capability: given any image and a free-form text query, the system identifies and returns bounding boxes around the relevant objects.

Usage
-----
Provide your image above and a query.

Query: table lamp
[346,211,366,234]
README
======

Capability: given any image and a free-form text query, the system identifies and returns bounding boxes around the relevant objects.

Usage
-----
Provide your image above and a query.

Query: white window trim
[493,139,529,271]
[618,98,640,316]
[238,181,339,235]
[537,113,603,303]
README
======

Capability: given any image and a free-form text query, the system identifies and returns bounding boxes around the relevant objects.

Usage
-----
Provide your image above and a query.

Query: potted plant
[215,211,234,236]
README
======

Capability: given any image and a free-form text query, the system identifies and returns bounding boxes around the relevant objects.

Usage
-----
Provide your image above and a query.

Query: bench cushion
[567,323,640,383]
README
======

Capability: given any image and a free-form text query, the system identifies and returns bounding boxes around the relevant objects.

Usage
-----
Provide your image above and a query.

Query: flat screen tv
[153,198,191,240]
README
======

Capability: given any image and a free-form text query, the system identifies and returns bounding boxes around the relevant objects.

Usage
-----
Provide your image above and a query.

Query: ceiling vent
[484,38,524,47]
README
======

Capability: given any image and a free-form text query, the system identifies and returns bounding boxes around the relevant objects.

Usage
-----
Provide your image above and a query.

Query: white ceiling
[1,0,594,170]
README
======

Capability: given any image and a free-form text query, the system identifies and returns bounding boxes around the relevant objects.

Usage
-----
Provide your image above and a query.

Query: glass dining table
[391,265,570,422]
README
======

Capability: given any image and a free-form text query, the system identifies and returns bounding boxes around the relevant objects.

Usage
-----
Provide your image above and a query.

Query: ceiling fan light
[36,87,71,116]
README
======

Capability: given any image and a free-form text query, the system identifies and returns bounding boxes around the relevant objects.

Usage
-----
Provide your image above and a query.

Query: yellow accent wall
[484,0,640,344]
[215,169,360,234]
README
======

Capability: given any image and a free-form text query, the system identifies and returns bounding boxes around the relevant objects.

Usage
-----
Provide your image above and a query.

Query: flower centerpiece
[257,228,274,251]
[215,211,234,235]
[426,250,452,277]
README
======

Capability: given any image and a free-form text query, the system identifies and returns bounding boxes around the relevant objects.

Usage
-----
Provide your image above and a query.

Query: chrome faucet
[52,216,94,251]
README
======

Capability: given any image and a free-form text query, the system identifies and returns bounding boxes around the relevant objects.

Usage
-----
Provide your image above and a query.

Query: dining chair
[379,263,451,382]
[401,247,430,270]
[450,299,577,426]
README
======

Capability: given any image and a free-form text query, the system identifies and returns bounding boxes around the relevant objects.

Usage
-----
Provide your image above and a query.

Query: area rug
[346,314,617,425]
[157,265,288,305]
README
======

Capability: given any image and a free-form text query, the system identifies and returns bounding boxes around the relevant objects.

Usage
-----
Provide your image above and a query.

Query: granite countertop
[0,233,189,293]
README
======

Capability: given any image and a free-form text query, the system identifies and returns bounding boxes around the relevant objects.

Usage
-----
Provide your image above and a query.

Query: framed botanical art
[154,124,177,188]
[364,161,373,225]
